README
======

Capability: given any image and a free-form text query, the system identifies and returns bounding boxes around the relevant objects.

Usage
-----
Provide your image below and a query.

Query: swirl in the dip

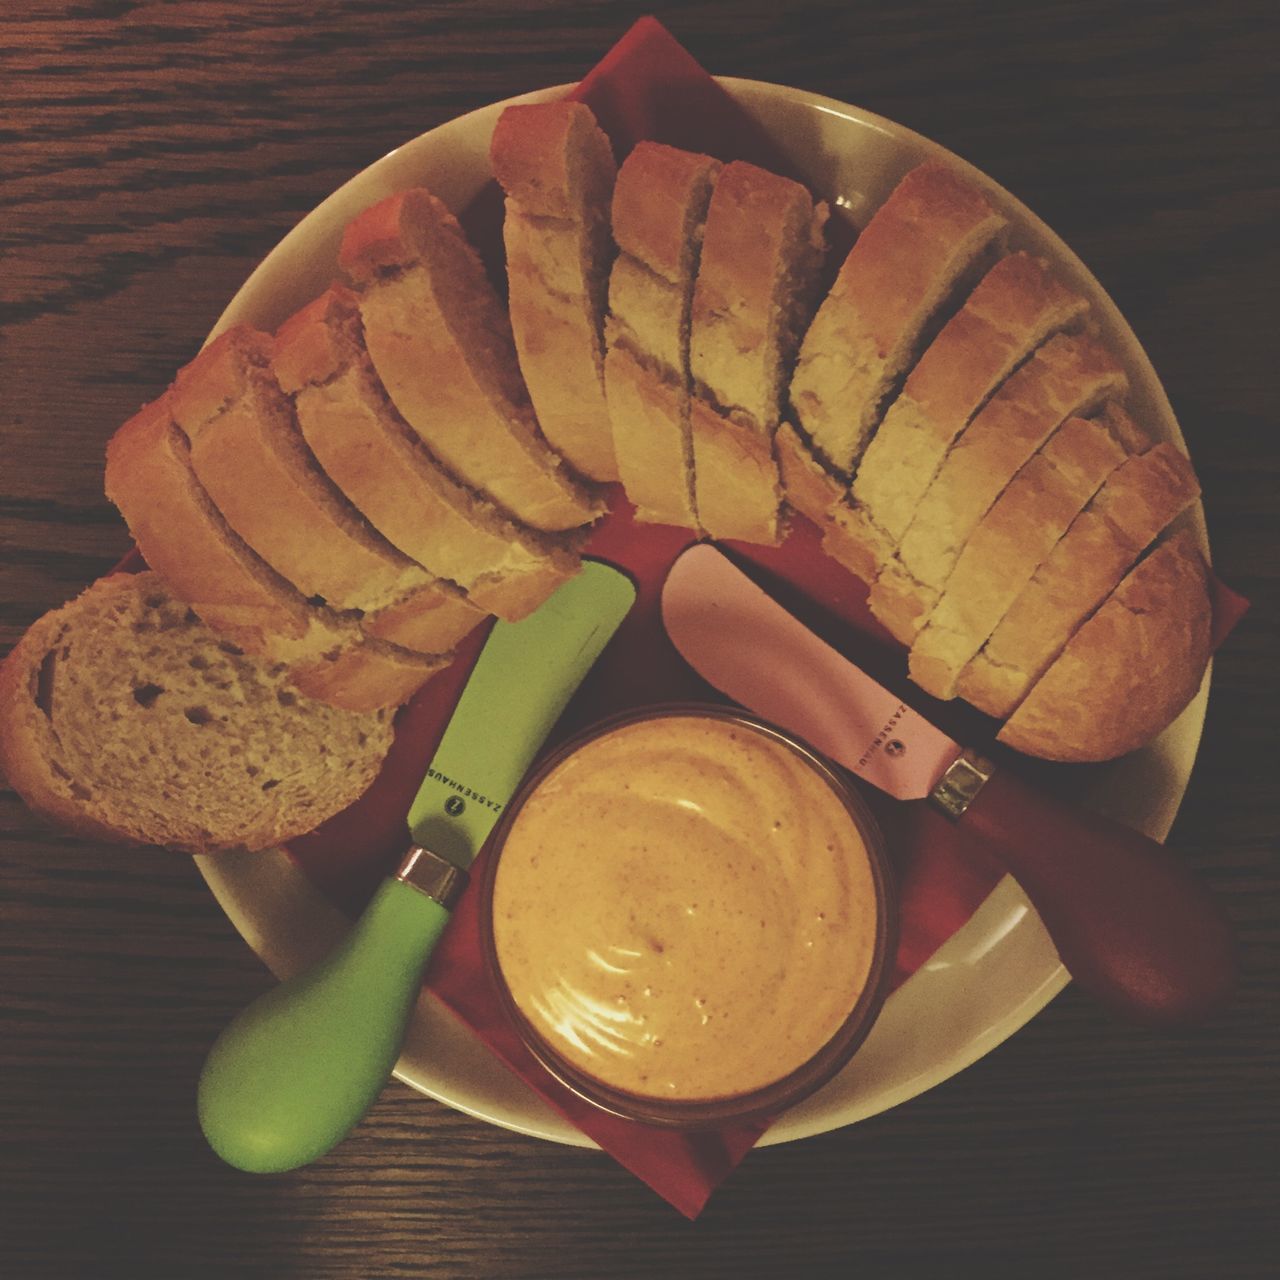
[491,714,880,1103]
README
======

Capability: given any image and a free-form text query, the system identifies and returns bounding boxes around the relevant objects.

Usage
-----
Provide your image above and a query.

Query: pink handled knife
[661,544,1235,1025]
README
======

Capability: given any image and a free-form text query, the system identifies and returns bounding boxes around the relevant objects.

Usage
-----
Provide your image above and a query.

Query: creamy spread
[490,713,881,1103]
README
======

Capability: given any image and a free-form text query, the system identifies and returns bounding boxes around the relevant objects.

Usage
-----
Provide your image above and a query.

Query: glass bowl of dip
[480,704,897,1129]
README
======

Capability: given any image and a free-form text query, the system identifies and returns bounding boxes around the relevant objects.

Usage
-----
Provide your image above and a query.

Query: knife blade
[661,544,1235,1026]
[199,561,636,1172]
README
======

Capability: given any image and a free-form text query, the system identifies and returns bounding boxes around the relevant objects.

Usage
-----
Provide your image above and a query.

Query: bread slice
[0,572,395,853]
[106,396,328,659]
[958,437,1201,718]
[104,395,449,711]
[869,332,1128,643]
[907,411,1129,699]
[604,142,721,528]
[291,637,450,713]
[167,326,485,656]
[490,101,619,482]
[997,530,1211,761]
[339,188,603,531]
[271,287,580,622]
[830,253,1089,581]
[788,161,1008,477]
[687,160,827,544]
[775,421,848,535]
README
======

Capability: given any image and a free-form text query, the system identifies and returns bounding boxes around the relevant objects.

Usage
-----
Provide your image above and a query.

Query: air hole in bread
[189,655,210,670]
[245,764,260,777]
[262,779,280,792]
[217,642,245,657]
[36,649,58,718]
[132,683,164,708]
[49,759,89,799]
[184,705,213,726]
[276,689,298,707]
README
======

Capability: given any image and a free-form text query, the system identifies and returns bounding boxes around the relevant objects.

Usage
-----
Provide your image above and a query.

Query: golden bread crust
[997,531,1211,761]
[958,443,1200,717]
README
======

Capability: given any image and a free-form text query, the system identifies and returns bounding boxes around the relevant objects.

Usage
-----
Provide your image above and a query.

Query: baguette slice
[169,327,485,656]
[834,253,1089,581]
[491,101,619,481]
[958,437,1201,718]
[908,411,1129,699]
[688,160,827,544]
[789,161,1008,476]
[104,396,448,711]
[604,142,721,528]
[0,572,395,853]
[997,530,1211,761]
[775,421,848,536]
[339,188,603,531]
[272,287,581,622]
[870,332,1128,643]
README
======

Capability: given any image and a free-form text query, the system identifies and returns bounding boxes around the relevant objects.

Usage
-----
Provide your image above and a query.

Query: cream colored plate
[196,78,1209,1147]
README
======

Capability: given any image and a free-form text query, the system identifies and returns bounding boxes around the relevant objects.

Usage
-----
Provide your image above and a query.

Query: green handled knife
[197,562,635,1173]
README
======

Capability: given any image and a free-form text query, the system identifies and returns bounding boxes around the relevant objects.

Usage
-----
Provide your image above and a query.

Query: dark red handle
[958,767,1236,1025]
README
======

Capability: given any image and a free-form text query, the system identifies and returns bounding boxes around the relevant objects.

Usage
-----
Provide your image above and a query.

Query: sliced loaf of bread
[958,437,1201,718]
[104,395,448,711]
[907,410,1130,699]
[272,286,581,622]
[604,142,721,528]
[687,160,827,544]
[788,161,1008,477]
[831,253,1088,581]
[997,530,1211,761]
[169,327,485,655]
[490,101,619,482]
[0,572,394,852]
[339,188,603,532]
[869,332,1128,642]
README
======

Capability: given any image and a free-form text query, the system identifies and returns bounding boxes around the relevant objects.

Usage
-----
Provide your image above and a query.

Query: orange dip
[491,714,881,1103]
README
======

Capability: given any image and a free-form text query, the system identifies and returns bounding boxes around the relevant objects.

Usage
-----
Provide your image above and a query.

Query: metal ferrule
[929,748,995,820]
[396,845,469,911]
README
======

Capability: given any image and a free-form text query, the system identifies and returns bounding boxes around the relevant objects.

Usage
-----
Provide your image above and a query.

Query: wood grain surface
[2,2,1276,1277]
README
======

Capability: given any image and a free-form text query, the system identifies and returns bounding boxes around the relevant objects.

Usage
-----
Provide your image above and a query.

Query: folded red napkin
[274,17,1250,1216]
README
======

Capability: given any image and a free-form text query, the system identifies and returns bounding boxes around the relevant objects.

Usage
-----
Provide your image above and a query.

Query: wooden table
[3,3,1275,1276]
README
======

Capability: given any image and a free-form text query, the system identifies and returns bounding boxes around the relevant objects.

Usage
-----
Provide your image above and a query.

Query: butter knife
[661,544,1234,1026]
[198,561,636,1171]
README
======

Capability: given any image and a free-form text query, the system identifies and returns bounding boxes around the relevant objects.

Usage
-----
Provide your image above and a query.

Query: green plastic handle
[197,878,449,1173]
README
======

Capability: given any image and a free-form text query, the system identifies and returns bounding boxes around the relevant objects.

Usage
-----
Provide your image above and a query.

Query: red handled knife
[661,544,1235,1025]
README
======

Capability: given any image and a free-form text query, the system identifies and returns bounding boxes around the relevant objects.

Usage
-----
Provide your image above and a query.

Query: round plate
[196,78,1210,1148]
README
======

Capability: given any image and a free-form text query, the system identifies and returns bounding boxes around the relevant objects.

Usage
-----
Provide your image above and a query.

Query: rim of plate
[196,77,1210,1149]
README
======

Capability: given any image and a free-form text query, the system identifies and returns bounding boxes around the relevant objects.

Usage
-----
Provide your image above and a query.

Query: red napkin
[89,16,1242,1218]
